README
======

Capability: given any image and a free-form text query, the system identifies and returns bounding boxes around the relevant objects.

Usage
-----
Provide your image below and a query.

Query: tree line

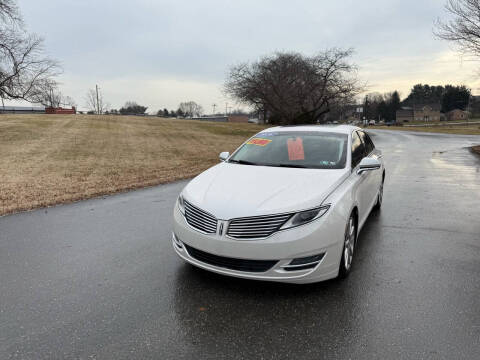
[360,84,471,122]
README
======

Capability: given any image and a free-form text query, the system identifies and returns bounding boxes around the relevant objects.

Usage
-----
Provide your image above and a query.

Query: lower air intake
[185,244,277,273]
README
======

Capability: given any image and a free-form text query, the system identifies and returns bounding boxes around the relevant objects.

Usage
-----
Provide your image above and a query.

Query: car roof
[259,124,360,135]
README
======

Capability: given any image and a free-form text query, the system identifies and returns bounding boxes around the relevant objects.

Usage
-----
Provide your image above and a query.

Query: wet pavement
[0,130,479,359]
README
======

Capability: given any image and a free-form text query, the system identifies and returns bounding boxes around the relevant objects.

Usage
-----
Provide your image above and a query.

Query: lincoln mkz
[172,125,385,283]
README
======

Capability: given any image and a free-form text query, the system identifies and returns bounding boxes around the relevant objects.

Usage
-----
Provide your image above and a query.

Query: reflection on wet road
[0,130,479,359]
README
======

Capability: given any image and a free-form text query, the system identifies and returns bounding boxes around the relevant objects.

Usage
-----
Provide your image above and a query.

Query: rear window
[229,131,348,169]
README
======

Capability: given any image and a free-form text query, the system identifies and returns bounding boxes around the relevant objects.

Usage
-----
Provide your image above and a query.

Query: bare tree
[435,0,480,58]
[0,0,21,23]
[178,101,203,117]
[85,88,107,114]
[31,80,62,107]
[63,95,76,108]
[225,49,362,124]
[30,79,75,108]
[0,0,60,104]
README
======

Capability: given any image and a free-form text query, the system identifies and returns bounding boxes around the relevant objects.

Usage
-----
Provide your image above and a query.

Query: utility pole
[96,84,100,114]
[212,103,217,115]
[225,102,228,116]
[364,95,369,126]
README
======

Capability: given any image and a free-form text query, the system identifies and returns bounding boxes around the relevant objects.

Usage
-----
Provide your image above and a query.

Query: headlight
[280,205,330,230]
[177,194,185,214]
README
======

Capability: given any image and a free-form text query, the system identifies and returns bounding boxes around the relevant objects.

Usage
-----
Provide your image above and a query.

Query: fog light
[282,253,325,272]
[289,253,325,266]
[172,233,183,249]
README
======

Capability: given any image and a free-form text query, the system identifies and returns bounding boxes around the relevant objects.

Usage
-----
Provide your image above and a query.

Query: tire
[338,213,356,279]
[374,177,384,210]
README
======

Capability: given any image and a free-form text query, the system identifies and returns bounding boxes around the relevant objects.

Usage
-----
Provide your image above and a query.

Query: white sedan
[172,125,385,283]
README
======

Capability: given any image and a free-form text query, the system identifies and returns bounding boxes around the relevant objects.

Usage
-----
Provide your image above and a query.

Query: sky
[15,0,480,113]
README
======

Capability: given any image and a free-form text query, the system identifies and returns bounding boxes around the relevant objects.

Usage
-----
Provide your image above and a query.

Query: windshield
[229,131,348,169]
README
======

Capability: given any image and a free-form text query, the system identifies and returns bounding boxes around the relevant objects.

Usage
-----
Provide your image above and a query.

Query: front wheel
[374,179,384,210]
[338,214,356,278]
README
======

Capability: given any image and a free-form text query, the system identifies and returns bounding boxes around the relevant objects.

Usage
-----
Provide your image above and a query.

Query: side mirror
[219,151,230,162]
[357,157,381,174]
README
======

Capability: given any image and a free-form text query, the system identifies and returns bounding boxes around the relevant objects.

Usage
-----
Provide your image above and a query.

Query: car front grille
[184,244,278,272]
[227,213,292,239]
[184,200,217,234]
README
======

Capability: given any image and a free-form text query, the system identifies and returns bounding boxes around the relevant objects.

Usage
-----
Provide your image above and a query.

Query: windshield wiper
[274,164,309,168]
[228,159,260,166]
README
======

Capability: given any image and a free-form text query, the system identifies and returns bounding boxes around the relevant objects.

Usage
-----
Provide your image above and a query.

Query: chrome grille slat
[230,215,291,222]
[228,230,275,233]
[228,228,280,233]
[184,200,217,234]
[228,224,284,230]
[184,203,216,220]
[185,209,216,222]
[185,210,217,225]
[227,213,292,239]
[185,217,217,232]
[228,220,287,226]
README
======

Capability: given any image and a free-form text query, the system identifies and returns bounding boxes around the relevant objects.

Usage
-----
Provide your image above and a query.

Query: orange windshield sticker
[287,137,305,160]
[247,138,272,146]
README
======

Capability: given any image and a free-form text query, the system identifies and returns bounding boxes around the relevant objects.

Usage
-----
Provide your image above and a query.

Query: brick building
[446,109,469,121]
[45,107,76,114]
[396,104,441,123]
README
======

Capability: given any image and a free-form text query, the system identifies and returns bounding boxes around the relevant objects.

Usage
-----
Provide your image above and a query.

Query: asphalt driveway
[0,130,479,359]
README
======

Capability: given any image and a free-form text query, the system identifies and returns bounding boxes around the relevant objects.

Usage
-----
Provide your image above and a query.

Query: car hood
[182,162,349,219]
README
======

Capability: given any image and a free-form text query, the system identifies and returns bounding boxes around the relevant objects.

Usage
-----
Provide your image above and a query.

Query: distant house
[446,109,469,121]
[396,103,441,123]
[396,108,414,123]
[227,115,249,123]
[45,107,76,114]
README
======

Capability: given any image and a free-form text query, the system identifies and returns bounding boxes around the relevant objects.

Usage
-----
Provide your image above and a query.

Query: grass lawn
[0,114,266,216]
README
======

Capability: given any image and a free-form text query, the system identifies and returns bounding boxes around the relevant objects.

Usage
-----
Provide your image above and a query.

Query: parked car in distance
[332,120,339,124]
[172,125,385,283]
[368,119,376,125]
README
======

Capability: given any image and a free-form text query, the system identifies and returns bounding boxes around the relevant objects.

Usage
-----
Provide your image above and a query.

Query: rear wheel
[338,214,356,278]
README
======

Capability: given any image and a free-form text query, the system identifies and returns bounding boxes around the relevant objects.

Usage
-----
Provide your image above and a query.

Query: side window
[358,131,375,154]
[351,132,365,168]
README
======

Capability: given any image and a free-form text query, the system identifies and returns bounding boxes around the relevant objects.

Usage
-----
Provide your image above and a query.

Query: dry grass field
[0,114,266,216]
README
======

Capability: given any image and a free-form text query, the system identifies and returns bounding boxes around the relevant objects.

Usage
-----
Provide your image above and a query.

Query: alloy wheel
[343,216,356,271]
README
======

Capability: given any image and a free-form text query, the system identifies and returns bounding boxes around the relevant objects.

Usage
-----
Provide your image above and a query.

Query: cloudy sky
[17,0,480,113]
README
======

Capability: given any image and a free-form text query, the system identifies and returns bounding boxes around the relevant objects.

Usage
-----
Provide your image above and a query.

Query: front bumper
[172,205,346,284]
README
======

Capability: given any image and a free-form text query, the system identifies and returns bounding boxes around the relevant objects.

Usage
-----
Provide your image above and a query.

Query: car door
[350,131,370,226]
[358,131,382,210]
